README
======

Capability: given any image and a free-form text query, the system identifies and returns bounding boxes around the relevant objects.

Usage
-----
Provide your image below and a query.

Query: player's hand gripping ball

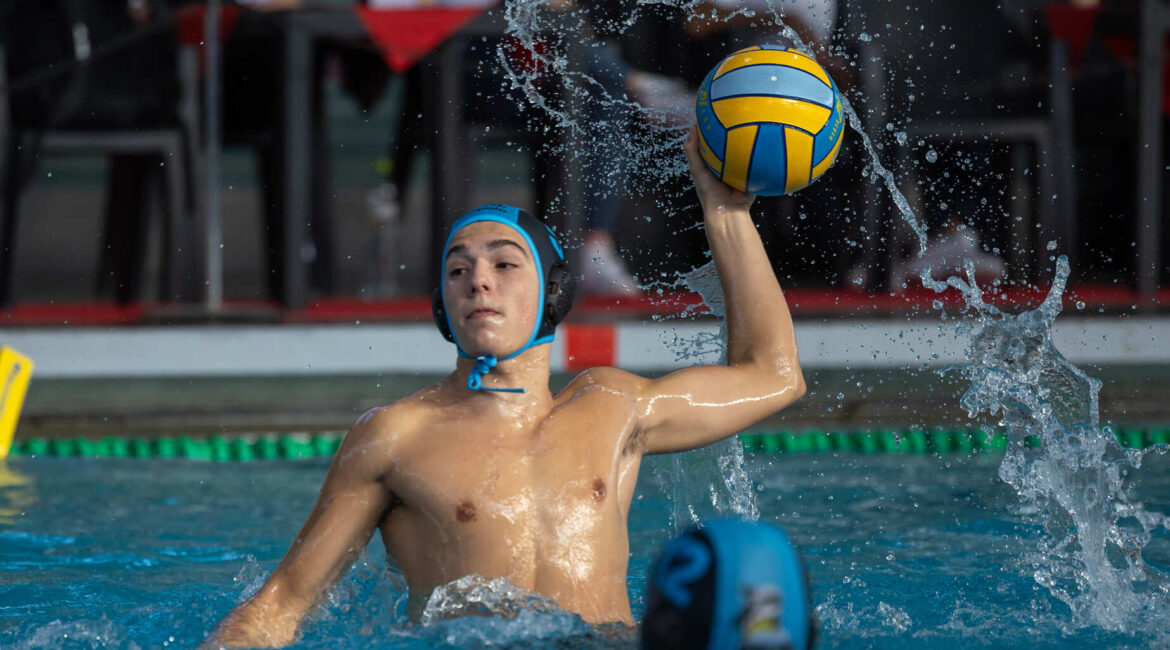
[695,45,845,196]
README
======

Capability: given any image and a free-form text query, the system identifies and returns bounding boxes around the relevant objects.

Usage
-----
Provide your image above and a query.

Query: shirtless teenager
[206,126,806,647]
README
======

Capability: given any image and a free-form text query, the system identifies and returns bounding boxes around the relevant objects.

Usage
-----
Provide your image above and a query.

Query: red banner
[175,4,242,47]
[1044,3,1099,71]
[356,7,486,73]
[565,325,617,371]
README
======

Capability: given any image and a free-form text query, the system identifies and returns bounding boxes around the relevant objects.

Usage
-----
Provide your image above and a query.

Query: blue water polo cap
[432,204,575,393]
[643,520,814,650]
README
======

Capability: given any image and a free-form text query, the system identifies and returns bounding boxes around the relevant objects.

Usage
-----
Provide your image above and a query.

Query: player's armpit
[205,412,397,648]
[635,360,805,455]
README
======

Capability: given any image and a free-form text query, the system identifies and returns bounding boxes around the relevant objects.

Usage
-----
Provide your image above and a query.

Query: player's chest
[398,424,608,491]
[391,411,634,521]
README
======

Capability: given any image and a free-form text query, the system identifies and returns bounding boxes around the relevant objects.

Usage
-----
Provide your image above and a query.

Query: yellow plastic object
[0,346,34,459]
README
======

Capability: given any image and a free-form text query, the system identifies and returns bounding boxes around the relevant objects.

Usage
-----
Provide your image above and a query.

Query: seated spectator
[896,216,1007,289]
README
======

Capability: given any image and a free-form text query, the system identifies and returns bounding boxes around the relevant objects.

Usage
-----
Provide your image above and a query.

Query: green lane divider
[12,434,344,461]
[7,427,1170,460]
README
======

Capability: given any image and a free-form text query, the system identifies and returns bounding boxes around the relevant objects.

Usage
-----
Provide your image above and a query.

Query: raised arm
[205,411,395,648]
[635,126,805,454]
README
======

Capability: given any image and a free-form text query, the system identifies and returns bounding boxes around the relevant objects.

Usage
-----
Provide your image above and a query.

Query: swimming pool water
[2,451,1168,648]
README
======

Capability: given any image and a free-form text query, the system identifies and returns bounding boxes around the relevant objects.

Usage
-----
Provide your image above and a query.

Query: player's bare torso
[357,368,644,625]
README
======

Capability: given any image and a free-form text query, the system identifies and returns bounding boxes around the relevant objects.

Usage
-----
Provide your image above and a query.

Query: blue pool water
[2,451,1168,648]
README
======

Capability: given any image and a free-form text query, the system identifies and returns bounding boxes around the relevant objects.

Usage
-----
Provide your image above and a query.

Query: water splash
[496,1,690,216]
[232,556,627,647]
[813,595,913,639]
[301,551,409,640]
[922,257,1170,631]
[420,574,567,624]
[496,0,927,245]
[231,554,269,602]
[418,574,633,648]
[10,618,137,650]
[654,261,759,531]
[838,98,927,250]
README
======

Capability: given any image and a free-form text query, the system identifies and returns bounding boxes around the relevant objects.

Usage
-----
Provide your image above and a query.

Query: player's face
[442,222,542,358]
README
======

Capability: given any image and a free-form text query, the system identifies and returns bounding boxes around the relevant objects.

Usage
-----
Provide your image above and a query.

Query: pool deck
[15,365,1170,439]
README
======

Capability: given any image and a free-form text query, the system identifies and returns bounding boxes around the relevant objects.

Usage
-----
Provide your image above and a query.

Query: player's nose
[468,259,493,294]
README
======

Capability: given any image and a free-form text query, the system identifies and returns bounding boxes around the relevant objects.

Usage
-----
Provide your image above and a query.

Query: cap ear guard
[539,257,577,336]
[432,287,454,343]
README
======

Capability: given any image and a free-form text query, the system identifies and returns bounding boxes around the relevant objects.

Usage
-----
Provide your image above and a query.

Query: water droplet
[1046,240,1057,251]
[1075,301,1085,310]
[925,150,938,163]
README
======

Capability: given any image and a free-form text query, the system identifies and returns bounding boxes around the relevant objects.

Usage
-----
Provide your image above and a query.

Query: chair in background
[0,3,200,307]
[886,3,1077,287]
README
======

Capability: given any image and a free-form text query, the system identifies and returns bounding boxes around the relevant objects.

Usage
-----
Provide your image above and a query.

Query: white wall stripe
[1,317,1166,378]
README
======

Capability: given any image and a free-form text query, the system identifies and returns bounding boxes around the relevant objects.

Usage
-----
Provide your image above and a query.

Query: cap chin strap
[460,334,553,394]
[466,354,525,393]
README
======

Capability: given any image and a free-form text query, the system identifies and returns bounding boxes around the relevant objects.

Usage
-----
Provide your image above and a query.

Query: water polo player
[206,126,805,647]
[643,520,815,650]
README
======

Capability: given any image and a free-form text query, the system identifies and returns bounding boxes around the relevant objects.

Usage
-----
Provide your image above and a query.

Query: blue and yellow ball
[695,45,845,196]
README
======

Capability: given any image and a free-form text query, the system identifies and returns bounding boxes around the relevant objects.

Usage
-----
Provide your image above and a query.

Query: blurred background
[1,0,1168,438]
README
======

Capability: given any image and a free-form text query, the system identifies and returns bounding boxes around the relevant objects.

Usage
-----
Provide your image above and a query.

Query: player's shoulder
[345,386,441,447]
[558,366,650,400]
